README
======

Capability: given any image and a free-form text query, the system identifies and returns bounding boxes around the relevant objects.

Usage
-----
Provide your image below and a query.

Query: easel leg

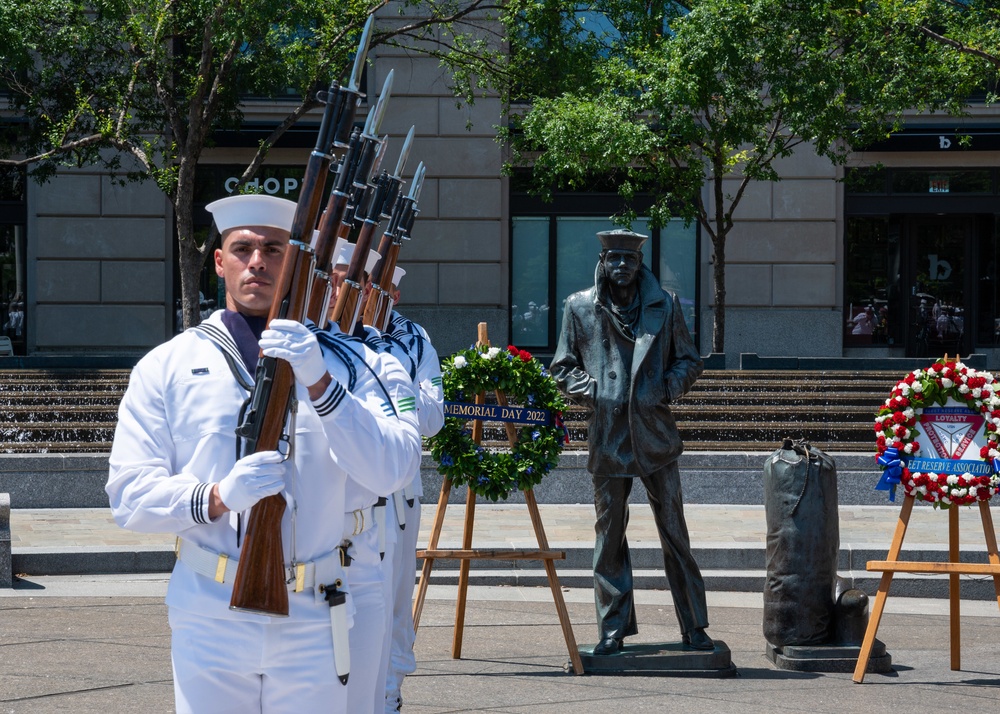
[978,500,1000,612]
[854,495,914,683]
[452,487,477,659]
[853,572,895,683]
[949,505,961,671]
[413,477,453,632]
[524,490,585,675]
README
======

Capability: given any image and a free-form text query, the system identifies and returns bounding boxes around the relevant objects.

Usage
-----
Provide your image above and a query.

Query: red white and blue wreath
[874,358,1000,507]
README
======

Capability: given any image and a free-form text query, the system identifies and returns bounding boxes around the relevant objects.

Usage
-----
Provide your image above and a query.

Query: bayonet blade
[408,162,425,201]
[394,126,415,178]
[367,70,394,137]
[348,16,374,92]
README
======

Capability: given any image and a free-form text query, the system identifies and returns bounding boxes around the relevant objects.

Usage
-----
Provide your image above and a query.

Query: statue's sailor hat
[597,228,647,253]
[205,194,297,234]
[332,237,381,274]
[392,266,406,286]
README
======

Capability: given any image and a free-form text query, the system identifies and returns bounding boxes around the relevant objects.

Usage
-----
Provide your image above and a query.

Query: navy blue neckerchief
[221,310,267,374]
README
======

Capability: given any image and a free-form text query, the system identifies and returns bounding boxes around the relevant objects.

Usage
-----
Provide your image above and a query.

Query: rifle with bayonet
[330,87,415,333]
[306,70,394,327]
[227,17,373,618]
[363,156,424,331]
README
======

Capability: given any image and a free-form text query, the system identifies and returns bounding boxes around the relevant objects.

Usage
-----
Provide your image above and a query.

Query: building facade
[4,39,1000,366]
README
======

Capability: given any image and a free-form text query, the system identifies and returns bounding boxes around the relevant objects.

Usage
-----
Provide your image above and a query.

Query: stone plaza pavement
[2,581,1000,713]
[3,501,1000,712]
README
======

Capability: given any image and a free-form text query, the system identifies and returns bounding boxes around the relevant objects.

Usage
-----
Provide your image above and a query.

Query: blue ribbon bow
[876,447,904,502]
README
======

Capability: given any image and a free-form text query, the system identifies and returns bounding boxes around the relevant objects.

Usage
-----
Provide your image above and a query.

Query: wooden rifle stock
[229,247,316,616]
[228,18,374,616]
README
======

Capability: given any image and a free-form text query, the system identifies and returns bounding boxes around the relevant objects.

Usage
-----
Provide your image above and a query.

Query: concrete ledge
[0,493,9,588]
[740,352,988,371]
[14,541,1000,602]
[426,567,1000,601]
[12,546,176,576]
[0,354,141,369]
[421,450,890,506]
[0,454,111,508]
[0,450,892,508]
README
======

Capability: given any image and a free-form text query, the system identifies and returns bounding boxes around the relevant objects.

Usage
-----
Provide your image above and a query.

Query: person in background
[380,266,445,713]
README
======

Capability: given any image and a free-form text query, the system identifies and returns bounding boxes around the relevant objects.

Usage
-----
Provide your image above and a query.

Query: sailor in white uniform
[311,239,421,714]
[379,267,445,712]
[106,195,418,714]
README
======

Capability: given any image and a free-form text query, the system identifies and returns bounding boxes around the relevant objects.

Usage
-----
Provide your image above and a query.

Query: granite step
[9,503,1000,600]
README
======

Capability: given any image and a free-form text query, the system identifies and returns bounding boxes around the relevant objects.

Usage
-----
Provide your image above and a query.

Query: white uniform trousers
[376,495,400,713]
[383,495,421,711]
[169,606,347,714]
[344,525,387,714]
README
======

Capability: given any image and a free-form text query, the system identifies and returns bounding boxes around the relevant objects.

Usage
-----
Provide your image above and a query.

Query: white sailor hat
[392,266,406,286]
[206,194,298,234]
[333,238,381,273]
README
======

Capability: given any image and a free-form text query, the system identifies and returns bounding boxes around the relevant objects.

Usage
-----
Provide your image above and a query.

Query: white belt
[403,482,418,503]
[343,505,376,537]
[175,538,343,593]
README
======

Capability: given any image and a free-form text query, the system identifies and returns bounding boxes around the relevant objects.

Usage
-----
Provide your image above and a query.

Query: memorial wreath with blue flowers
[874,358,1000,507]
[428,344,567,501]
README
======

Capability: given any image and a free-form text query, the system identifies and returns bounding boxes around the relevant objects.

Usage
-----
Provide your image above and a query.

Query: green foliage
[427,344,566,502]
[0,0,500,327]
[474,0,997,352]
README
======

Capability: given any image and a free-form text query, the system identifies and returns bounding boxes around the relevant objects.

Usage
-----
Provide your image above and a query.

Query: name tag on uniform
[191,367,210,375]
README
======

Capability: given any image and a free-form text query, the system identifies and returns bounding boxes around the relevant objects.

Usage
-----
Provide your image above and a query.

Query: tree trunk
[710,161,729,356]
[712,233,726,354]
[175,156,211,330]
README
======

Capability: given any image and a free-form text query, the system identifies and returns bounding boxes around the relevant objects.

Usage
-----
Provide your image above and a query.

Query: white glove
[218,450,288,513]
[259,318,328,387]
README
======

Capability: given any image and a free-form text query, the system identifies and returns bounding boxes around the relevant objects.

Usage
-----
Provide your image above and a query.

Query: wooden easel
[412,323,585,675]
[854,463,1000,679]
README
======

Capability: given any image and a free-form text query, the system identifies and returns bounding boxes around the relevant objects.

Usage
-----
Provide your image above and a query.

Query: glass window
[0,167,25,201]
[977,220,1000,346]
[660,218,697,334]
[195,165,309,206]
[0,166,26,354]
[0,225,27,354]
[844,217,900,347]
[844,167,887,194]
[511,217,551,347]
[891,169,992,195]
[554,217,651,341]
[510,211,699,353]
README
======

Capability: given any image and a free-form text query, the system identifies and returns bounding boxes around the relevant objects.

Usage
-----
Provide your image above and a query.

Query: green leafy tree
[0,0,499,329]
[871,0,1000,73]
[472,0,985,354]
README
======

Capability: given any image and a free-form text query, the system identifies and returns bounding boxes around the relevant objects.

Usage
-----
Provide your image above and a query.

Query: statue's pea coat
[550,265,703,477]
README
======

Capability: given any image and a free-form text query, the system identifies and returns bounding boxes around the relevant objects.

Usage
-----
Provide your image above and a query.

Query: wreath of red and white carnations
[874,358,1000,507]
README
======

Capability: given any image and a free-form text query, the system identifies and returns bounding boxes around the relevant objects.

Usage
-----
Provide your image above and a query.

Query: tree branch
[917,24,1000,68]
[0,133,107,166]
